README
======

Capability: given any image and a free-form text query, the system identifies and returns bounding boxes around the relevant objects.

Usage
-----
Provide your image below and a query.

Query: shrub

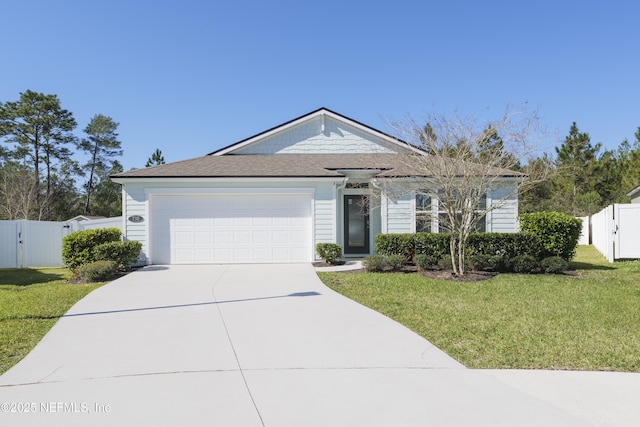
[385,254,406,271]
[437,255,453,270]
[413,254,439,270]
[490,255,512,273]
[541,256,569,274]
[362,255,387,272]
[413,233,450,258]
[62,228,122,269]
[316,243,342,264]
[76,260,118,282]
[468,254,493,271]
[512,254,539,274]
[94,240,142,269]
[374,234,414,259]
[467,232,543,259]
[519,212,582,260]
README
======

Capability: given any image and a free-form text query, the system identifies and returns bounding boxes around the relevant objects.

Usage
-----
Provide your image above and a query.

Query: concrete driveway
[0,264,631,426]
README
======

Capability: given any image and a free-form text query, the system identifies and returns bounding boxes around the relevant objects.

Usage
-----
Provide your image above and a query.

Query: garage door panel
[214,248,231,262]
[253,217,269,227]
[253,230,269,244]
[214,231,231,243]
[175,231,193,245]
[272,230,289,244]
[151,194,312,264]
[291,229,307,244]
[194,249,212,263]
[195,233,211,244]
[233,231,250,244]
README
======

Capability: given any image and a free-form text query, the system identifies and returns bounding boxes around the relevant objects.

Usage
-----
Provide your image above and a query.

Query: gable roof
[209,107,422,155]
[111,108,526,181]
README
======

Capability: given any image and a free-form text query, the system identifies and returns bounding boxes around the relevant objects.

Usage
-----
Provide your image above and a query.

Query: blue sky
[2,0,638,171]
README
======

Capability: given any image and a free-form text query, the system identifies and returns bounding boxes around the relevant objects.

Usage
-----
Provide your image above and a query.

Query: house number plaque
[128,215,144,223]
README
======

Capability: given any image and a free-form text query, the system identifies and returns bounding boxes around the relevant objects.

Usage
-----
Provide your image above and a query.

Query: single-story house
[111,108,523,265]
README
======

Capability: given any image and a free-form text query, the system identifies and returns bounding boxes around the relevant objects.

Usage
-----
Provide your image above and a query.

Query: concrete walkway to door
[0,264,605,426]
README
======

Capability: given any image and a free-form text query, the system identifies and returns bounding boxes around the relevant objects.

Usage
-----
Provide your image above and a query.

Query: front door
[344,195,370,254]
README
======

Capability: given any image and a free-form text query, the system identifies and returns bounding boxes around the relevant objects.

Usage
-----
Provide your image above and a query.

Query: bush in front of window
[413,233,450,258]
[375,232,554,274]
[468,254,493,271]
[466,233,543,259]
[413,254,440,270]
[437,255,453,270]
[373,234,414,259]
[386,254,406,271]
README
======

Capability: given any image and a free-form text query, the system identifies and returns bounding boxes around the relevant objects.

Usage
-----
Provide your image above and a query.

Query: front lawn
[0,268,106,375]
[318,246,640,372]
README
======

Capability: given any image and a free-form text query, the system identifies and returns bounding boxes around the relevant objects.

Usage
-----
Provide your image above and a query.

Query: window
[415,193,431,232]
[415,191,487,233]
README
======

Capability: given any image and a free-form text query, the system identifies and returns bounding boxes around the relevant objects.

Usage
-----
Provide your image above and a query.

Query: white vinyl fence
[0,217,122,268]
[577,216,589,245]
[591,204,640,262]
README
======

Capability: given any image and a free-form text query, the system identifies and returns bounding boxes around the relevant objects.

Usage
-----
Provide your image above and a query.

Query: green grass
[0,268,106,375]
[319,246,640,372]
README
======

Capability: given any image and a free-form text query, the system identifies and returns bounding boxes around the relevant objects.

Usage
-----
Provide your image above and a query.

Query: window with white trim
[415,193,432,232]
[415,191,487,233]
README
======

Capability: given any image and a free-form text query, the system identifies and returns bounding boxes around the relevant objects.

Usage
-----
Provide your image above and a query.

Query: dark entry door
[344,195,369,254]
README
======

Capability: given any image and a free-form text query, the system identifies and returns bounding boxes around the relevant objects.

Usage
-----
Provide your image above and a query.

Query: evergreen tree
[90,161,123,217]
[0,90,77,219]
[555,122,600,214]
[79,114,122,215]
[145,148,165,167]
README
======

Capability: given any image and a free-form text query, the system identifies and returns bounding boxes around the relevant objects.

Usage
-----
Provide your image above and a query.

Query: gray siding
[489,182,519,233]
[235,116,400,154]
[386,194,413,234]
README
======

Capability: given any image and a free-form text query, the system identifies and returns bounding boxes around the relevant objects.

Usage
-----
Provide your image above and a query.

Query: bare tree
[385,106,548,275]
[0,162,41,220]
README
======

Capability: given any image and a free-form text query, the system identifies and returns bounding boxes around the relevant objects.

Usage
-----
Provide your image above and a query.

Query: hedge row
[375,232,543,260]
[374,212,582,263]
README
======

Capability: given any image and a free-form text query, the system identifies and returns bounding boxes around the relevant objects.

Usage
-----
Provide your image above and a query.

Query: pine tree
[145,148,165,167]
[79,115,122,215]
[555,122,600,214]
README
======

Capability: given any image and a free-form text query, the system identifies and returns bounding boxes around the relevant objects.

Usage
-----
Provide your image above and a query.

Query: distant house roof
[627,185,640,199]
[67,215,106,221]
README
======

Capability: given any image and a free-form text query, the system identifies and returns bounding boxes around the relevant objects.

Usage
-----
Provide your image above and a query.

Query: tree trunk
[83,144,99,215]
[449,235,458,275]
[33,130,41,219]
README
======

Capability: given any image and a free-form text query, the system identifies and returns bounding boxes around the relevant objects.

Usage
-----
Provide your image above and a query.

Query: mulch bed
[316,262,497,282]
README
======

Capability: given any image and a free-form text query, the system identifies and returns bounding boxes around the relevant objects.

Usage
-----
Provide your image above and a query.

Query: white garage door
[151,194,312,264]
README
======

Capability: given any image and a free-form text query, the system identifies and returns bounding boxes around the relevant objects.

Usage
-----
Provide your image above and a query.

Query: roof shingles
[112,153,525,179]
